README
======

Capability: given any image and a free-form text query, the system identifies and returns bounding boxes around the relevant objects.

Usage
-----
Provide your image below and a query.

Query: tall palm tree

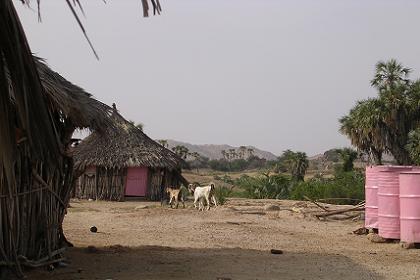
[339,99,386,164]
[406,128,420,165]
[371,59,411,91]
[335,148,358,172]
[279,150,308,181]
[157,139,168,148]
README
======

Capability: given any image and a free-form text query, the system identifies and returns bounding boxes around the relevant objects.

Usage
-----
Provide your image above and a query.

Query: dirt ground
[25,198,420,280]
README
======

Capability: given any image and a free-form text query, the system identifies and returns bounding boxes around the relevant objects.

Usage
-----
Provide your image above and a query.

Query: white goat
[188,183,217,211]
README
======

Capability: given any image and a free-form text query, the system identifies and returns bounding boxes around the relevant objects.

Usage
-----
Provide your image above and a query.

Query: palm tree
[247,148,255,158]
[371,59,411,91]
[228,148,237,160]
[291,152,309,181]
[340,59,420,165]
[157,139,168,148]
[279,150,308,181]
[335,148,358,172]
[339,99,386,164]
[406,128,420,165]
[172,145,189,159]
[221,150,228,160]
[238,146,247,159]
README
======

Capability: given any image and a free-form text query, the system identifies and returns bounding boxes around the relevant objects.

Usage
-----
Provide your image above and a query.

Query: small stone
[264,204,280,211]
[367,233,388,243]
[135,205,148,210]
[401,242,416,249]
[270,249,284,254]
[353,227,369,235]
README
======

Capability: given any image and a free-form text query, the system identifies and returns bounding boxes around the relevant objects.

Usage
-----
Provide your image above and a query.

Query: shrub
[290,171,365,205]
[213,186,233,205]
[235,174,291,199]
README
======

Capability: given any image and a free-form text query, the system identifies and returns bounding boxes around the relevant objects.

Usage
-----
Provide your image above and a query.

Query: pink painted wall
[125,167,148,196]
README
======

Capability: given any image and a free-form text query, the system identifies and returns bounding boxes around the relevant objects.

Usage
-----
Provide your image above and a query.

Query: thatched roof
[74,110,186,170]
[35,57,113,131]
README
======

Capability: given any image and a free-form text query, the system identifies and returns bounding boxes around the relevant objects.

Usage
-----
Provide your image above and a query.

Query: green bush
[213,186,233,205]
[235,174,291,199]
[290,171,365,205]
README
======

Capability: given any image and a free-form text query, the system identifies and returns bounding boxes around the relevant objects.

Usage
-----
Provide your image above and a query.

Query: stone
[270,249,284,254]
[401,242,416,249]
[135,205,148,210]
[367,233,388,243]
[264,204,280,211]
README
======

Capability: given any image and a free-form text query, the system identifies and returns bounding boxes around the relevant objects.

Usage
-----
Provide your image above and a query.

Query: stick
[315,205,365,218]
[32,169,66,208]
[303,195,329,212]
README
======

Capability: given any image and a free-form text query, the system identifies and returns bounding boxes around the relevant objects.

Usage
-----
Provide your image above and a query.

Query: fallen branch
[315,205,364,218]
[303,196,329,212]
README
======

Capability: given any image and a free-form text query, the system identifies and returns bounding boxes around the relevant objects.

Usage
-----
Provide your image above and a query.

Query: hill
[166,140,278,160]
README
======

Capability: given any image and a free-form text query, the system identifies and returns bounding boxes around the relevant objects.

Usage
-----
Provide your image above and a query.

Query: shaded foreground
[24,199,420,279]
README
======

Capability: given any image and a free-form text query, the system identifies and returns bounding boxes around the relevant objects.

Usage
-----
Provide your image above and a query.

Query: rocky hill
[165,140,278,160]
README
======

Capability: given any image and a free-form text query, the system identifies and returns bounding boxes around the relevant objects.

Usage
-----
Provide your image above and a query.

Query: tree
[128,120,144,131]
[406,129,420,165]
[136,123,144,131]
[157,139,168,148]
[340,59,420,165]
[335,148,358,172]
[247,148,255,158]
[278,150,309,181]
[221,150,228,160]
[228,148,237,160]
[172,145,189,159]
[371,59,411,91]
[238,146,247,159]
[339,99,386,164]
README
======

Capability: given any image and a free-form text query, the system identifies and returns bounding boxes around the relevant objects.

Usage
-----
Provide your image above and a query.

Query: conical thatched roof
[35,57,114,131]
[73,110,186,170]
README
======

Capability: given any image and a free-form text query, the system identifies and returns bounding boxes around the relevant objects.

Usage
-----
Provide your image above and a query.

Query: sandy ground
[23,198,420,280]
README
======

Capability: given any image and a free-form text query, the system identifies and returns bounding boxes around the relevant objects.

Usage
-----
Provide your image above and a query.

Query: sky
[15,0,420,156]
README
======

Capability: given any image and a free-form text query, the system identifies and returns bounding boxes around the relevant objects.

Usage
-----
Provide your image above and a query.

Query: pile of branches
[303,196,365,221]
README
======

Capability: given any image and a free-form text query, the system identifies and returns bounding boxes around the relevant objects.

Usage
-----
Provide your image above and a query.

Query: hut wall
[75,166,126,201]
[147,168,183,201]
[0,148,74,274]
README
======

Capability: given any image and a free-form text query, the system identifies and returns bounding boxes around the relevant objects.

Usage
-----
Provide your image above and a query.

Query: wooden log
[315,205,365,218]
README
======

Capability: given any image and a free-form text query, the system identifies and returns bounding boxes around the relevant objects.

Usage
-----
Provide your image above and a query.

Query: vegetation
[235,173,292,199]
[276,150,309,181]
[340,59,420,165]
[406,128,420,165]
[335,148,358,172]
[213,186,233,205]
[290,171,365,205]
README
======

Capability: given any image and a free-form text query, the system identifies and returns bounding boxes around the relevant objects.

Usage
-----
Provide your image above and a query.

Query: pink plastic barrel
[399,171,420,243]
[365,166,389,229]
[378,166,413,239]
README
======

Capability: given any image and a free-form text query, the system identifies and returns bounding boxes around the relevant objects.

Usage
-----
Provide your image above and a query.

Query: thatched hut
[0,0,161,275]
[1,55,113,275]
[73,107,187,201]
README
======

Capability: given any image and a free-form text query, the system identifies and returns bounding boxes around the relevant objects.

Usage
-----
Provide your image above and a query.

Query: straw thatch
[74,111,185,170]
[73,109,187,201]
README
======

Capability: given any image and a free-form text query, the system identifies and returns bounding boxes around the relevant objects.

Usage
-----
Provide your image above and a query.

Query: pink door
[125,167,148,196]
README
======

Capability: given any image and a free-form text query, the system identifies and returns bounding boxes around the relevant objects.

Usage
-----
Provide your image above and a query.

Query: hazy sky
[16,0,420,156]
